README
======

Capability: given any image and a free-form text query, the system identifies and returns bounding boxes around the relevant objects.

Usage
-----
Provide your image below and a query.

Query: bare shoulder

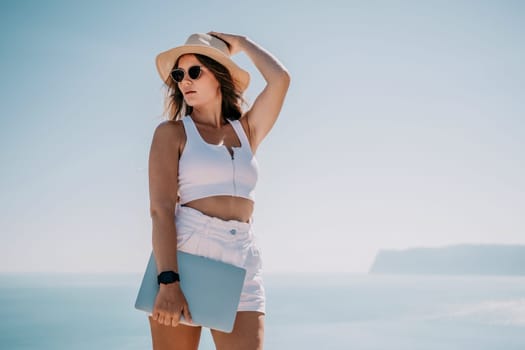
[153,119,184,139]
[151,119,186,153]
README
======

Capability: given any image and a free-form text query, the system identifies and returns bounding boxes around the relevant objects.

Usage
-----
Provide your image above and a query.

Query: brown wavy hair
[162,54,247,121]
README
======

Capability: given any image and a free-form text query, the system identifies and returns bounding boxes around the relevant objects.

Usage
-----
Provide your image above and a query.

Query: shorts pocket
[244,244,263,278]
[176,224,198,250]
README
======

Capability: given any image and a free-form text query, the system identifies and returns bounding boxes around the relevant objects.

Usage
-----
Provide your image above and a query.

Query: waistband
[175,204,253,239]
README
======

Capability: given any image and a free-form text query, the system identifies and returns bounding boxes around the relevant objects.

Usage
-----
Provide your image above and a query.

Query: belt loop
[203,217,211,235]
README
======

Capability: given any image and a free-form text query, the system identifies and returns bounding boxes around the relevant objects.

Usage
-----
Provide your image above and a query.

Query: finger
[157,314,164,324]
[152,312,159,321]
[209,31,230,41]
[182,304,193,324]
[170,309,181,325]
[163,315,171,326]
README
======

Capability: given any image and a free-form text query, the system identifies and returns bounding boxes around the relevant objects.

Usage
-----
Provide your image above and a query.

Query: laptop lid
[135,251,246,333]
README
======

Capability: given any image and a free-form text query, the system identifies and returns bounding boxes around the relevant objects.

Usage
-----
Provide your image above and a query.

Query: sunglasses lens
[170,69,184,83]
[188,66,201,79]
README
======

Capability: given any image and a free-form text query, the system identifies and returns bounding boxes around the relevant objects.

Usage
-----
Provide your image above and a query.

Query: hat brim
[156,45,250,92]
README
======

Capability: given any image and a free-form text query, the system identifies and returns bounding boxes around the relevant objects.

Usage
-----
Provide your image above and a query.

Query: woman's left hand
[207,31,246,56]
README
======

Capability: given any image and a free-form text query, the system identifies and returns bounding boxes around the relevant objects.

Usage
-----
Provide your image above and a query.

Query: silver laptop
[135,251,246,333]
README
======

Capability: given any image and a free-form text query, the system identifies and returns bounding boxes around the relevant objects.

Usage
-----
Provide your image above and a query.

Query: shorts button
[230,229,237,235]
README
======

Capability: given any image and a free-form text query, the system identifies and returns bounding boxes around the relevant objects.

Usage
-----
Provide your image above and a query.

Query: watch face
[158,271,180,284]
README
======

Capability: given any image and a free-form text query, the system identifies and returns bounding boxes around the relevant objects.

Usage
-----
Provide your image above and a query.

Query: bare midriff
[181,195,254,223]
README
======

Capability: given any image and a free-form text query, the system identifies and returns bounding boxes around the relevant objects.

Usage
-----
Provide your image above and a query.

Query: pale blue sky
[1,0,524,273]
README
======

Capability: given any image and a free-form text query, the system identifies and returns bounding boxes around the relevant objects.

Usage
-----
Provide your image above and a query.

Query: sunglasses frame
[170,65,203,83]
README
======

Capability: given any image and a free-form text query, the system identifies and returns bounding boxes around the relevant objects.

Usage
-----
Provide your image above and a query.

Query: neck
[190,98,224,128]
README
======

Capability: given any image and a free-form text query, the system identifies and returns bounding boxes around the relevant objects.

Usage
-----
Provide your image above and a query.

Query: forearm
[151,210,179,273]
[239,36,290,85]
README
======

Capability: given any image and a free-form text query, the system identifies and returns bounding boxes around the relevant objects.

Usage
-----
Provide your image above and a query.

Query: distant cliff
[369,244,525,275]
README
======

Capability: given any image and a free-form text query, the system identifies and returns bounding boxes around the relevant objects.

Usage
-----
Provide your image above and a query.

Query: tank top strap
[182,115,199,145]
[228,118,251,150]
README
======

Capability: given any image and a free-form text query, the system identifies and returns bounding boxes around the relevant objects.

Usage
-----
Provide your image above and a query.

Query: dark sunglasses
[170,65,202,83]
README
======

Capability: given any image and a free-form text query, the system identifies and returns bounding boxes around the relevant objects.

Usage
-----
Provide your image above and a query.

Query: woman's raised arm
[209,31,291,151]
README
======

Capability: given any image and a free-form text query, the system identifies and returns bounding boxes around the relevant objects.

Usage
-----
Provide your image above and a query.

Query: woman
[147,32,290,350]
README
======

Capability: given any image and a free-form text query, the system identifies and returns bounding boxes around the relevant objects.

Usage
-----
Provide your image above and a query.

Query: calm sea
[1,273,525,349]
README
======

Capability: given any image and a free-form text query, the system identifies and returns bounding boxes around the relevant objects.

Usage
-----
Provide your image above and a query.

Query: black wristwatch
[157,271,180,285]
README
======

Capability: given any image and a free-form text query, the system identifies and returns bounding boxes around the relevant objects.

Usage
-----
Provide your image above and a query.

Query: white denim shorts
[174,204,265,314]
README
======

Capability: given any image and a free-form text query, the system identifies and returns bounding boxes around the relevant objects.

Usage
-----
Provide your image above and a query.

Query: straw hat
[155,33,250,92]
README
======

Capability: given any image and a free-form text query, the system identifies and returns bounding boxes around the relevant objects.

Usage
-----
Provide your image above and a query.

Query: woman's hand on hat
[208,31,246,56]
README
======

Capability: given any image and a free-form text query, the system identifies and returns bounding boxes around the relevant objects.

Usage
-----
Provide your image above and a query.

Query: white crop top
[177,115,259,205]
